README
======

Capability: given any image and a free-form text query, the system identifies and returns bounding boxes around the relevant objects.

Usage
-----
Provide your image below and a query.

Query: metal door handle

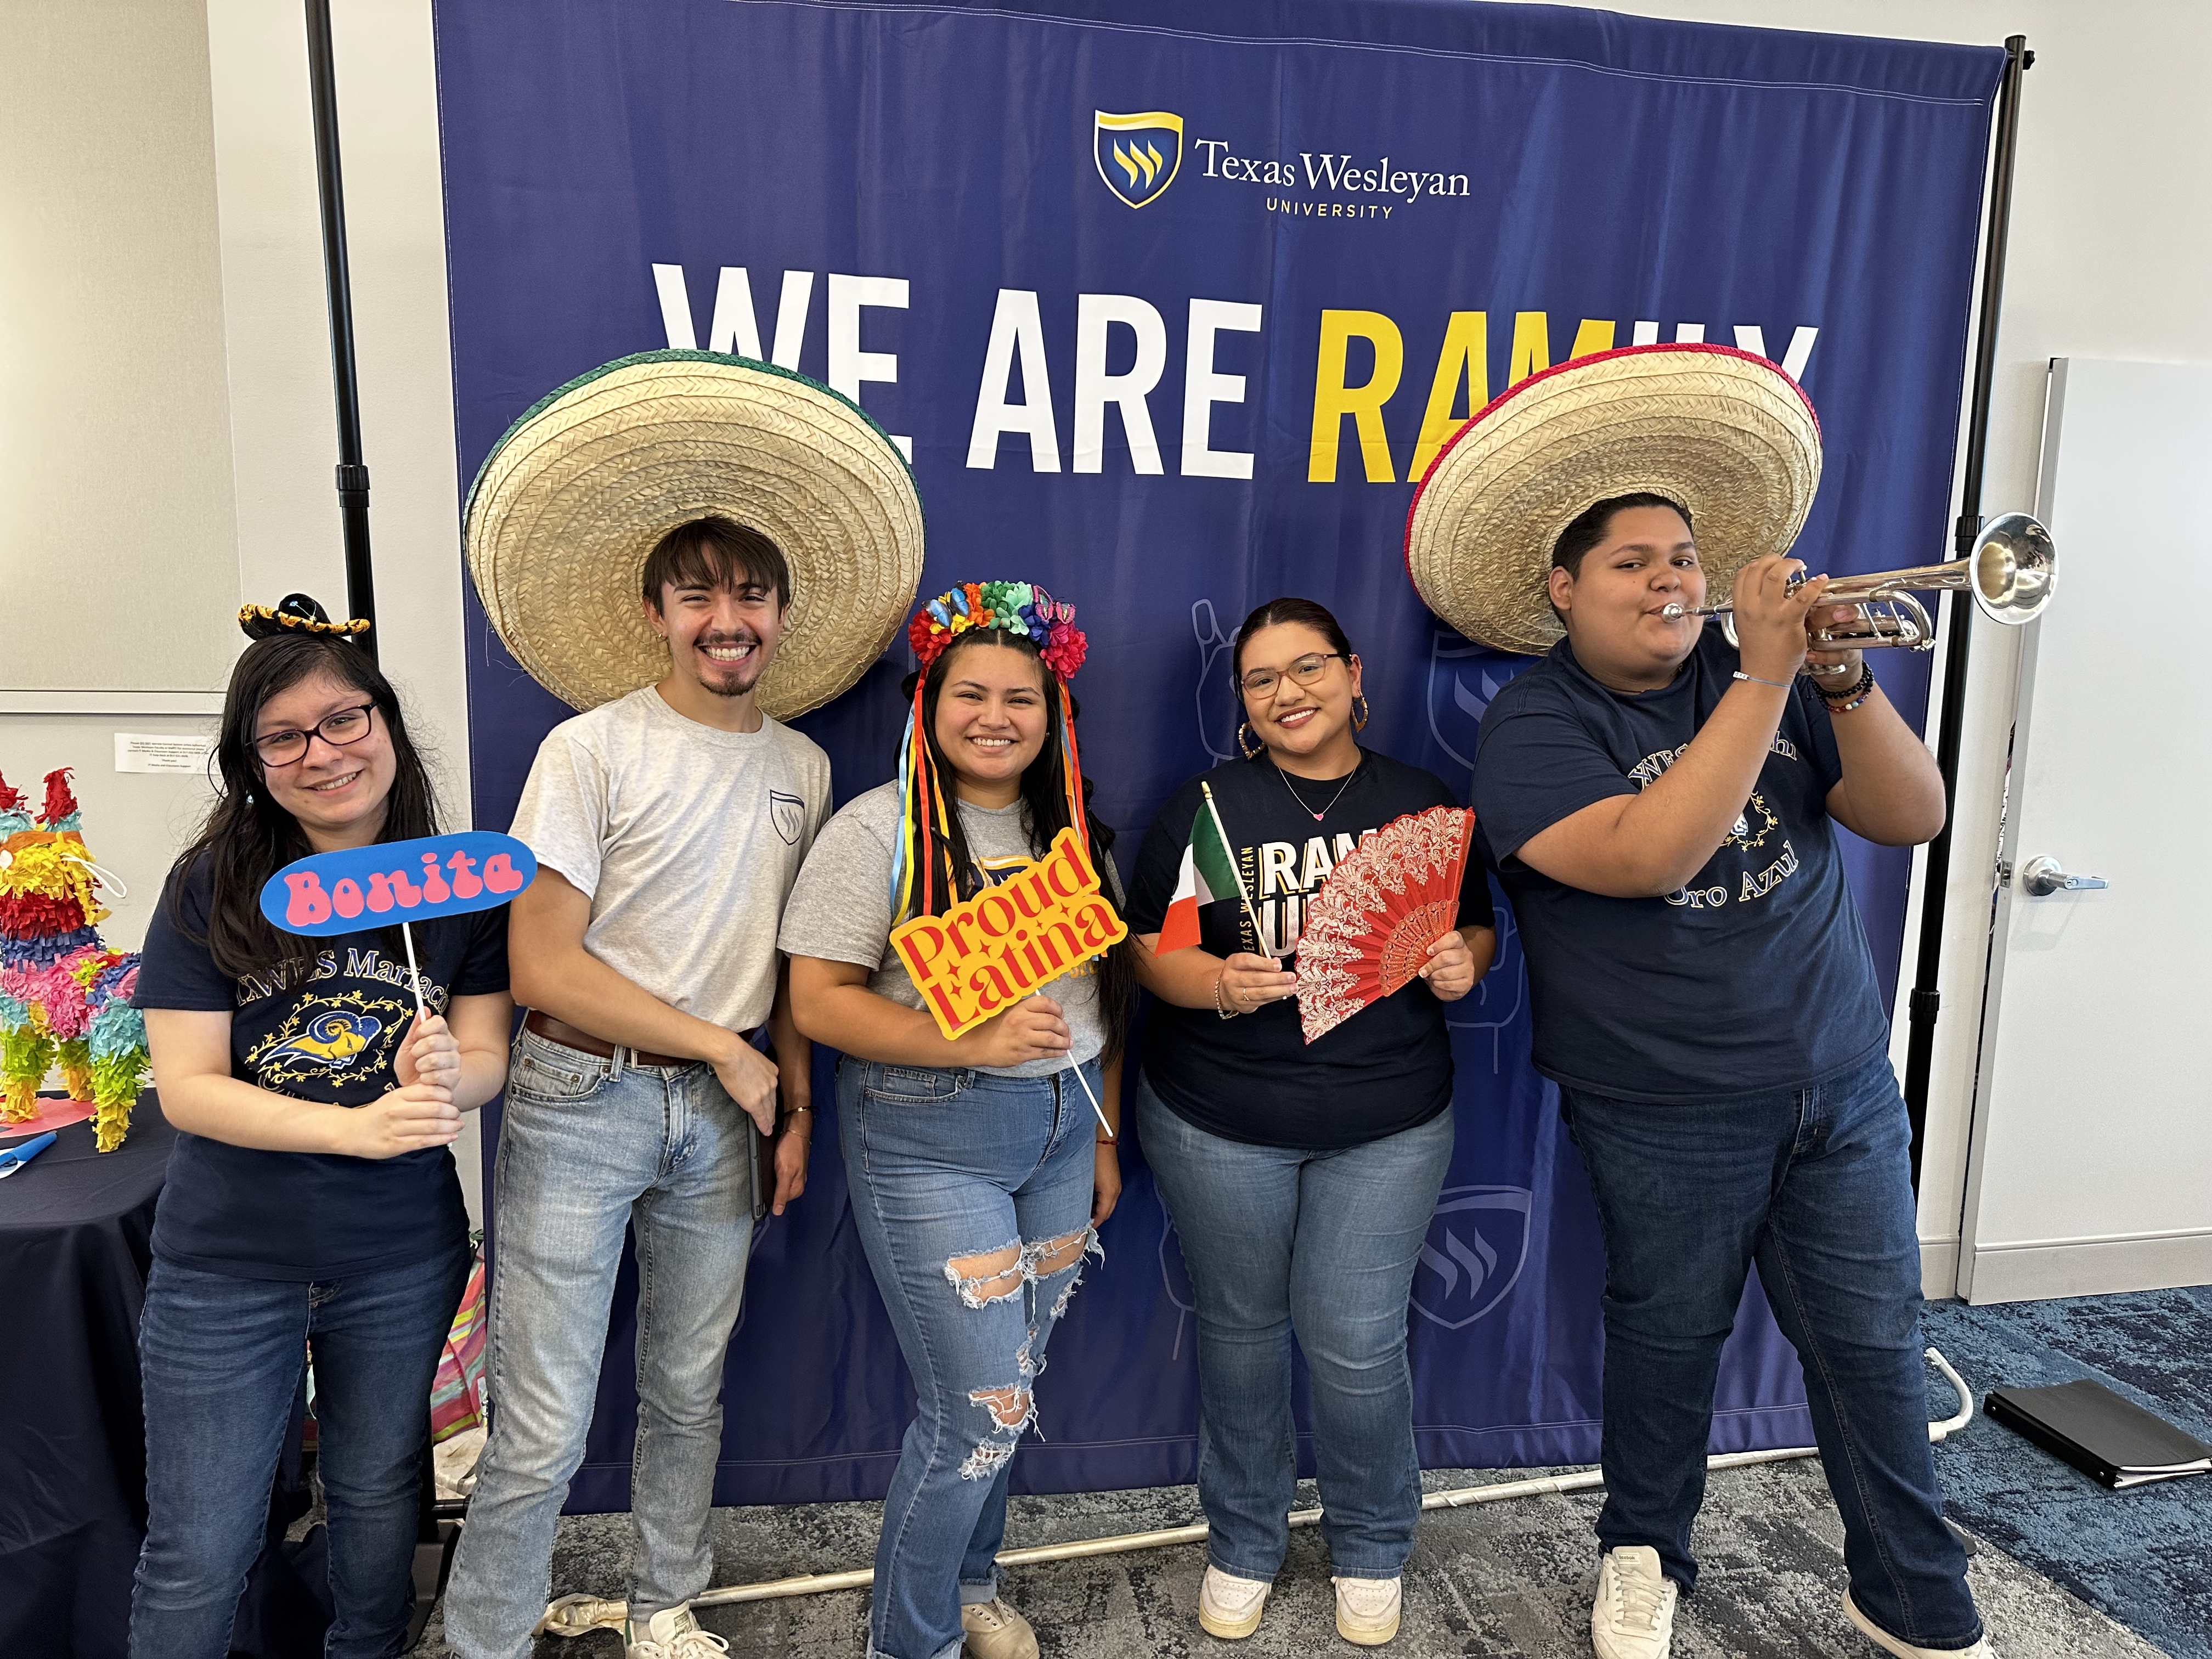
[2019,855,2108,896]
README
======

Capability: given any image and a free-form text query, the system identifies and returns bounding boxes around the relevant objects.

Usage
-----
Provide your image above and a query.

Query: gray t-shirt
[777,780,1119,1077]
[508,686,831,1034]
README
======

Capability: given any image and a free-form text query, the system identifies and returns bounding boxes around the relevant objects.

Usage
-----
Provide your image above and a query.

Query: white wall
[204,0,472,816]
[0,0,244,696]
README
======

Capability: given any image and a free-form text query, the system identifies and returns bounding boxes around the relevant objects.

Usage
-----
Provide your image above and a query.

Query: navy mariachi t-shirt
[1470,629,1889,1104]
[133,857,510,1280]
[1127,751,1494,1150]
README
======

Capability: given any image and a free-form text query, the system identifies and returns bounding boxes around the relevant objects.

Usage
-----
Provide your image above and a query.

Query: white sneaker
[1333,1575,1402,1645]
[1842,1590,1996,1657]
[1198,1564,1273,1639]
[1591,1546,1678,1659]
[961,1595,1041,1659]
[623,1604,729,1659]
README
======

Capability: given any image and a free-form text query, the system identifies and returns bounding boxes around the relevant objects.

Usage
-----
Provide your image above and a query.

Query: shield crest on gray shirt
[770,790,805,846]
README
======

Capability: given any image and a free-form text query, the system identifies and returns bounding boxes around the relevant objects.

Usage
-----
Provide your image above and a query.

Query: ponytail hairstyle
[168,597,438,979]
[894,582,1131,1062]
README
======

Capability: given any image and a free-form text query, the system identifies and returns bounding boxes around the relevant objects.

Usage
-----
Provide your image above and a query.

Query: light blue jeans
[1137,1074,1454,1583]
[838,1057,1101,1659]
[441,1028,759,1659]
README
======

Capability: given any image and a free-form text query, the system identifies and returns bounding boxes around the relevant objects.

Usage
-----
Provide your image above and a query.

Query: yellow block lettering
[1508,311,1550,386]
[1410,310,1489,482]
[1569,318,1616,359]
[1308,309,1403,483]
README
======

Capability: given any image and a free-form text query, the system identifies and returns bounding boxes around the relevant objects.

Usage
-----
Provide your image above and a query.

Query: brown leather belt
[523,1010,692,1070]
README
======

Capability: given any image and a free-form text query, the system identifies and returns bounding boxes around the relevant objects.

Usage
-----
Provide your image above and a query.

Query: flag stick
[1199,781,1268,956]
[400,920,426,1025]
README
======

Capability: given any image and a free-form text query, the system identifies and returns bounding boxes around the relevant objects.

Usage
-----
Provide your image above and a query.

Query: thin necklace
[1274,754,1359,822]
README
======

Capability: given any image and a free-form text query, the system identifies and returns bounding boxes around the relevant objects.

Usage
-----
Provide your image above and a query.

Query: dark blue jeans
[129,1239,470,1659]
[839,1058,1101,1659]
[1561,1049,1980,1651]
[1137,1075,1454,1583]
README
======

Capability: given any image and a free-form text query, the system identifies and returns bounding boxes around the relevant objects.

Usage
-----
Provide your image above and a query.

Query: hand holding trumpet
[1725,556,1830,685]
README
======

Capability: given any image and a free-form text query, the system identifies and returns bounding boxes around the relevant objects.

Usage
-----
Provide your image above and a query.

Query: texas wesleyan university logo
[1094,110,1183,208]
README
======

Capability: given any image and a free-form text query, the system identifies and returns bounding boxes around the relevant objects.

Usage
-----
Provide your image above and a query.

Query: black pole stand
[1901,35,2033,1187]
[306,8,447,1643]
[306,0,378,658]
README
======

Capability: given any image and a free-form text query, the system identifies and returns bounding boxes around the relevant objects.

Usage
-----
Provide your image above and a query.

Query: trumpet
[1660,511,2057,652]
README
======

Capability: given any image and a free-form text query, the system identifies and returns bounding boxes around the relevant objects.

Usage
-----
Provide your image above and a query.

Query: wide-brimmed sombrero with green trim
[464,350,925,718]
[1404,343,1821,655]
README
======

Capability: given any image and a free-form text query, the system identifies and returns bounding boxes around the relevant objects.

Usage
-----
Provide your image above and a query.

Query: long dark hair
[169,634,439,979]
[898,628,1135,1062]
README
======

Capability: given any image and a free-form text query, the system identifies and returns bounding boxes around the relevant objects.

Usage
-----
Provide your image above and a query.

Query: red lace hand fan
[1294,806,1476,1044]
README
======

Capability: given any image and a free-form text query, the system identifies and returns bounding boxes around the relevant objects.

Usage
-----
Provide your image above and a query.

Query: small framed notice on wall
[113,733,216,775]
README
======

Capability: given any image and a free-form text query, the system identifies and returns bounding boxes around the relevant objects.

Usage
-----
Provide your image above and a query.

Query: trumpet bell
[1967,511,2057,624]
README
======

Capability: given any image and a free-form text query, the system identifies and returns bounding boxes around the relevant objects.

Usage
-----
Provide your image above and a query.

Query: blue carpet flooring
[1924,1284,2212,1659]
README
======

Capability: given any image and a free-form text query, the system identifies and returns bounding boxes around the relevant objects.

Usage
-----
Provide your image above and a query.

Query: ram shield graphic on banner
[1411,1185,1534,1330]
[1094,109,1183,207]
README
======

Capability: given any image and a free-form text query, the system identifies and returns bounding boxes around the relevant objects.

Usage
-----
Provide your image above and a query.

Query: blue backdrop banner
[433,0,2001,1510]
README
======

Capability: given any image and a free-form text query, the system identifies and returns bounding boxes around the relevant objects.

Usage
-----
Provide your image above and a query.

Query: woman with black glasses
[129,598,512,1658]
[1124,597,1496,1650]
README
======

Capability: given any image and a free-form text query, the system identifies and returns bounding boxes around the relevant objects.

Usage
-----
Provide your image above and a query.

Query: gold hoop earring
[1352,695,1370,732]
[1238,721,1263,760]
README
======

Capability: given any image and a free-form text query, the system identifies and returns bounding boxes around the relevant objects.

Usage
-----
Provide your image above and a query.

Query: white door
[1957,357,2212,1304]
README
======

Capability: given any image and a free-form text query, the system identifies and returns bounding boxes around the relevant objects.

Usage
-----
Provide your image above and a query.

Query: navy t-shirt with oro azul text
[1470,629,1888,1104]
[134,856,509,1281]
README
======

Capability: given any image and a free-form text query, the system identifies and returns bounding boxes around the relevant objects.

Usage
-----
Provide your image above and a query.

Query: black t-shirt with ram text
[1127,751,1494,1150]
[134,857,509,1280]
[1470,629,1888,1104]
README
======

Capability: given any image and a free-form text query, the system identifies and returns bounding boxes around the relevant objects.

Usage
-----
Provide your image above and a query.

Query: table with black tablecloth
[0,1096,174,1659]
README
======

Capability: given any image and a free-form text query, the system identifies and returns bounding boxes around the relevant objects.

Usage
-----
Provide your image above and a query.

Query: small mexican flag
[1156,789,1243,953]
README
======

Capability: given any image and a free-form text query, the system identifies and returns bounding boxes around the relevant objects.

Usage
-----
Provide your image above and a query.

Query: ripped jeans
[838,1057,1101,1659]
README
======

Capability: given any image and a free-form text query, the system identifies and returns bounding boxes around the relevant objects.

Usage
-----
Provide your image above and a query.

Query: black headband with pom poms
[237,594,371,641]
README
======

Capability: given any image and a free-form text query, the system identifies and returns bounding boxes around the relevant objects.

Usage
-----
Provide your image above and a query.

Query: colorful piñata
[0,768,149,1149]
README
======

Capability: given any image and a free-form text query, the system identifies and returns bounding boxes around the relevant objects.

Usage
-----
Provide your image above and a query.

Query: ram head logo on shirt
[261,1008,385,1071]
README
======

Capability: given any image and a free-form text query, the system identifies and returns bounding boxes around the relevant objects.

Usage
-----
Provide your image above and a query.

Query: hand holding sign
[888,825,1125,1137]
[962,996,1073,1070]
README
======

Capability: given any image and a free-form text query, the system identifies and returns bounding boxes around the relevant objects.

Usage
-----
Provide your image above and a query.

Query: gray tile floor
[411,1457,2167,1658]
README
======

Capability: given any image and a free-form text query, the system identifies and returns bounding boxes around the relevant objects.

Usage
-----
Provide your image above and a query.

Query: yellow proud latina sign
[890,826,1127,1040]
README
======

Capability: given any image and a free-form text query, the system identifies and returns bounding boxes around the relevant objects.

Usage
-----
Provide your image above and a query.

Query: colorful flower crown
[906,580,1087,680]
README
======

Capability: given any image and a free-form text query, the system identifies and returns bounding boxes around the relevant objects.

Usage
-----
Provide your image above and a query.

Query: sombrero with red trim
[1403,343,1822,655]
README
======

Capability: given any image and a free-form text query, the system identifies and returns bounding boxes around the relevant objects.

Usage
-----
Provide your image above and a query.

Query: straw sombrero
[1404,343,1821,655]
[465,350,924,718]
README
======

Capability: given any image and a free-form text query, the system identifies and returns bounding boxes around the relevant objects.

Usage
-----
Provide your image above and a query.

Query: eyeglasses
[252,703,377,766]
[1239,652,1343,697]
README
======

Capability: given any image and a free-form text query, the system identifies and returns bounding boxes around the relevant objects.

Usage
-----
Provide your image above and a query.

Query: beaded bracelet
[1214,970,1238,1019]
[1819,663,1877,713]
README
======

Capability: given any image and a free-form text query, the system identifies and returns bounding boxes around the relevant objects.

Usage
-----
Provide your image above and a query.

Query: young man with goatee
[1409,345,1994,1659]
[443,516,828,1659]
